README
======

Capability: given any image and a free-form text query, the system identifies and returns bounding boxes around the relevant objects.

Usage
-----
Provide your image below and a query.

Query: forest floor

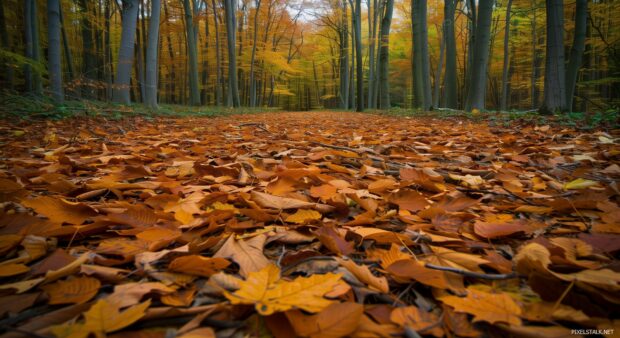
[0,111,619,337]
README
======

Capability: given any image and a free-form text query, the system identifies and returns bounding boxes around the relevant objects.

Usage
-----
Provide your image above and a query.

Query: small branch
[310,141,363,154]
[424,263,518,280]
[238,122,270,133]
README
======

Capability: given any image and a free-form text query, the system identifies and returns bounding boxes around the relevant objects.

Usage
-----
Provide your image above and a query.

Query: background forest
[1,0,619,113]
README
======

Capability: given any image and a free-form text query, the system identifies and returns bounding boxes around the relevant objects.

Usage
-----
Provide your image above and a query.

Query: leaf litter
[0,112,619,337]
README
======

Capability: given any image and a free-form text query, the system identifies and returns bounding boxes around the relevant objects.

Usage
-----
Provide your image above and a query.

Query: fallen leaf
[439,288,522,325]
[41,276,101,305]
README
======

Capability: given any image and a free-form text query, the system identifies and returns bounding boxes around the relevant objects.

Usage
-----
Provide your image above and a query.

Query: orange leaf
[168,255,230,277]
[41,276,100,304]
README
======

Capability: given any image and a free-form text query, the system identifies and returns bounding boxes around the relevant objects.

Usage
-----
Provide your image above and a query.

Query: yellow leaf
[13,130,25,137]
[225,264,345,315]
[41,276,101,305]
[439,288,522,325]
[51,299,150,338]
[286,302,364,338]
[564,178,599,190]
[285,209,322,224]
[337,258,389,293]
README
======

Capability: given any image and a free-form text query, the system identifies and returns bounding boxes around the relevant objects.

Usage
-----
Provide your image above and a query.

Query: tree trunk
[201,0,210,105]
[367,0,378,109]
[24,0,33,92]
[353,0,363,111]
[464,0,476,104]
[163,0,176,103]
[412,0,432,110]
[339,1,349,109]
[47,0,63,103]
[540,0,566,113]
[145,0,161,109]
[249,0,261,107]
[500,0,513,111]
[0,0,14,90]
[433,27,445,108]
[79,0,96,98]
[224,0,240,107]
[464,0,493,111]
[377,0,394,110]
[212,0,223,106]
[113,0,140,105]
[565,0,587,112]
[183,0,201,106]
[59,3,75,83]
[443,0,457,108]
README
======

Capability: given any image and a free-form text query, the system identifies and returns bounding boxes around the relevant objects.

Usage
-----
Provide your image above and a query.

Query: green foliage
[0,49,47,75]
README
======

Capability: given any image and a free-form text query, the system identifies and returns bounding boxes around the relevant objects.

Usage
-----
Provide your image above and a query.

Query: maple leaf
[439,288,522,325]
[51,299,150,338]
[225,264,346,315]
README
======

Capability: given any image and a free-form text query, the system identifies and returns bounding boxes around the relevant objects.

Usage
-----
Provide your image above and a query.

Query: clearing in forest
[0,112,619,337]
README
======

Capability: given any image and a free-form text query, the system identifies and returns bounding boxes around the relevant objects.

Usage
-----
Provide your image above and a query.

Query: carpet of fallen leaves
[0,111,619,338]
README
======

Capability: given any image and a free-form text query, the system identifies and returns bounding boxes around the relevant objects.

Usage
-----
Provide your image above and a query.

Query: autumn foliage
[0,112,619,337]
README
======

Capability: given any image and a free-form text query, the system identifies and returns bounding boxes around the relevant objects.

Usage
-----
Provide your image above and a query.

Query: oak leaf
[21,196,97,225]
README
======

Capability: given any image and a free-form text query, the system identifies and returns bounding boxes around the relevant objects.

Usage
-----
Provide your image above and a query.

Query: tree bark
[540,0,566,113]
[367,0,378,109]
[443,0,457,109]
[249,0,261,107]
[433,27,444,108]
[224,0,240,107]
[565,0,587,112]
[145,0,161,109]
[212,0,223,106]
[353,0,363,111]
[47,0,64,103]
[113,0,140,105]
[79,0,96,98]
[377,0,394,110]
[464,0,493,111]
[339,1,349,109]
[500,0,513,111]
[412,0,432,110]
[183,0,201,106]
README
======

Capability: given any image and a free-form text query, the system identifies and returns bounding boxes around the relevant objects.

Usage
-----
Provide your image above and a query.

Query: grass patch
[0,91,279,121]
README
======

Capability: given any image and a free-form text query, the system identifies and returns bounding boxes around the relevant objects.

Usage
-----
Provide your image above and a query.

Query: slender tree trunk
[163,0,176,103]
[339,1,349,109]
[249,0,261,107]
[104,0,113,101]
[145,0,161,109]
[47,0,63,103]
[135,16,145,102]
[412,0,432,110]
[540,0,566,113]
[58,3,75,83]
[464,0,476,103]
[433,27,445,108]
[367,0,378,109]
[224,0,240,107]
[183,0,201,106]
[31,0,42,95]
[212,0,223,106]
[79,0,96,98]
[464,0,493,111]
[500,0,513,111]
[113,0,140,105]
[565,0,587,111]
[0,0,14,90]
[443,0,457,108]
[352,0,363,111]
[377,0,394,109]
[201,0,210,105]
[24,0,33,92]
[530,0,541,109]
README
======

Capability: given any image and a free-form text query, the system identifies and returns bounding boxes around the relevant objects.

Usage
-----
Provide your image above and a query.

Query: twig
[238,122,269,133]
[424,263,518,280]
[309,141,363,154]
